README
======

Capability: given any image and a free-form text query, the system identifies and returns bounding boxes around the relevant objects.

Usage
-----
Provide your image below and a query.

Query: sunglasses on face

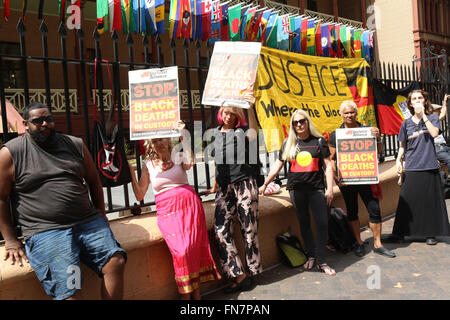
[27,115,54,126]
[292,119,308,127]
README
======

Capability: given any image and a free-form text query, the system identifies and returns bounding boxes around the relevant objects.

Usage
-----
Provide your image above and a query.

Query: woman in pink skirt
[129,121,221,300]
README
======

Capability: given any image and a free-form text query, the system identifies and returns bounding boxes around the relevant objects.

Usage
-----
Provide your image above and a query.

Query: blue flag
[155,0,165,34]
[277,14,290,51]
[209,0,221,44]
[321,23,330,57]
[291,16,301,52]
[362,30,371,62]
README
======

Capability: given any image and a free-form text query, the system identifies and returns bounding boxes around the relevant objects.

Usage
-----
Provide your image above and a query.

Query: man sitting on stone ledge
[0,102,126,300]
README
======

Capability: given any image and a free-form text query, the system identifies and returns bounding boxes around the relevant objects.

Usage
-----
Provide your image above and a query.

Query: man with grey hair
[329,100,396,258]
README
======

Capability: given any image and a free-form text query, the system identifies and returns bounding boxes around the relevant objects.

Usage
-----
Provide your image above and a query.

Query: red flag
[315,21,322,56]
[300,18,308,53]
[248,11,263,41]
[181,0,192,38]
[202,0,212,40]
[3,0,10,22]
[113,0,122,31]
[58,0,65,22]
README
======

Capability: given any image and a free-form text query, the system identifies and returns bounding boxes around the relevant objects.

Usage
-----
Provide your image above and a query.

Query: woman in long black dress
[385,90,450,244]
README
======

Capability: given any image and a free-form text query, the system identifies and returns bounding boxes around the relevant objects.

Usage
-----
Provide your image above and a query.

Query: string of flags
[94,0,374,62]
[167,0,375,62]
[1,0,374,62]
[96,0,165,35]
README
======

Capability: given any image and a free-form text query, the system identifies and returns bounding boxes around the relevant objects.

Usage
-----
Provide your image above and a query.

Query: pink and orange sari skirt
[155,184,221,294]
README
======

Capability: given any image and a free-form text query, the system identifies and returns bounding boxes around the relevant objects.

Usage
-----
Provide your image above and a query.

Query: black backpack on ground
[276,232,308,268]
[328,207,356,253]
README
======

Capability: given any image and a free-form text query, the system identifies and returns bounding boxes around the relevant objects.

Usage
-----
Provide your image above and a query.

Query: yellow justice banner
[254,46,376,153]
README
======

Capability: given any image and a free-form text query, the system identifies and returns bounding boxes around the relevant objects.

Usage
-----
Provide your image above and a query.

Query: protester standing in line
[207,92,263,293]
[0,102,127,300]
[329,100,396,258]
[129,120,221,300]
[384,90,450,245]
[260,109,336,276]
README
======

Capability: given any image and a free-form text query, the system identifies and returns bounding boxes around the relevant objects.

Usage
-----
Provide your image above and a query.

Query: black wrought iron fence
[1,19,448,226]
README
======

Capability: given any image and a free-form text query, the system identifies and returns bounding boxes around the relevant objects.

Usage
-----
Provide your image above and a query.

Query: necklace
[153,158,174,171]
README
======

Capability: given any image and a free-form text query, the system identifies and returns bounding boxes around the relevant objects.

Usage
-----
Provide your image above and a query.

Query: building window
[307,0,318,11]
[0,42,24,89]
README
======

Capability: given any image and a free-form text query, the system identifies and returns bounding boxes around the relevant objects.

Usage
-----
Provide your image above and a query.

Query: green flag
[228,4,242,41]
[267,15,278,48]
[340,25,347,57]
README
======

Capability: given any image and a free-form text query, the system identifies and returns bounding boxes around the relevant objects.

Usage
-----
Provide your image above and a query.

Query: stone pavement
[203,200,450,300]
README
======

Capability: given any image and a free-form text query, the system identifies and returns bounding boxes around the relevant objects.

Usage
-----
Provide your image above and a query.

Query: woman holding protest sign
[259,109,337,276]
[128,120,221,300]
[329,100,396,258]
[206,92,263,293]
[384,90,450,245]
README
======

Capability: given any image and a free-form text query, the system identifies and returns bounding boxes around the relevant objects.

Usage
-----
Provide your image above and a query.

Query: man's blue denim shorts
[25,216,127,300]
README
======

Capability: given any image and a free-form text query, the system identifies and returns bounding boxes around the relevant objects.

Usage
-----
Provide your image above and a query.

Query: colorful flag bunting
[228,3,241,41]
[169,0,181,38]
[291,16,301,52]
[93,0,375,58]
[155,0,164,34]
[277,14,290,51]
[340,25,347,57]
[306,18,315,55]
[300,17,308,53]
[258,9,272,43]
[3,0,10,22]
[220,2,229,41]
[314,20,322,56]
[209,0,221,43]
[354,29,362,58]
[201,0,212,40]
[266,12,278,48]
[320,23,329,57]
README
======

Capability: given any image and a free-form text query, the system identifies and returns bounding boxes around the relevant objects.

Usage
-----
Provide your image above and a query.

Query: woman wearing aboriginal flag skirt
[129,120,221,300]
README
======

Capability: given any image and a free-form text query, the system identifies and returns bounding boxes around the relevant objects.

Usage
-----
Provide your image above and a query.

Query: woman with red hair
[207,93,262,294]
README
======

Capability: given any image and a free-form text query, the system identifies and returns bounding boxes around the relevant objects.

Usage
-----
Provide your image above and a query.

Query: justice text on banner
[254,46,376,153]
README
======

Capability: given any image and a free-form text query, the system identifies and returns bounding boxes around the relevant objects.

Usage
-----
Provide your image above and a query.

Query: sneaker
[425,237,438,245]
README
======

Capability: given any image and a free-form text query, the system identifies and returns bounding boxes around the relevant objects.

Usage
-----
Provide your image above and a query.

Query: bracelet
[424,119,429,124]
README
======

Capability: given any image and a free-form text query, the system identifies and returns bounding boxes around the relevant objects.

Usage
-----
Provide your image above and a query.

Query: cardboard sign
[336,127,379,184]
[129,66,180,140]
[202,41,261,109]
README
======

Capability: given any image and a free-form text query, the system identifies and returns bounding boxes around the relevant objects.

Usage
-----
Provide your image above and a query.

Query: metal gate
[413,42,449,138]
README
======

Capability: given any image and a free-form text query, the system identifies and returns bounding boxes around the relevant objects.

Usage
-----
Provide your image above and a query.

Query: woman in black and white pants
[207,93,263,293]
[260,109,336,276]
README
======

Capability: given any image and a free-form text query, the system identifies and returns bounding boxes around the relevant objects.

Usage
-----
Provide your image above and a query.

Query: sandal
[223,276,253,294]
[303,258,316,271]
[318,263,336,276]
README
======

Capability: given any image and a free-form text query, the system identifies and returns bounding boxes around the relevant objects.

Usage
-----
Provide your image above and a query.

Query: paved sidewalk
[204,200,450,300]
